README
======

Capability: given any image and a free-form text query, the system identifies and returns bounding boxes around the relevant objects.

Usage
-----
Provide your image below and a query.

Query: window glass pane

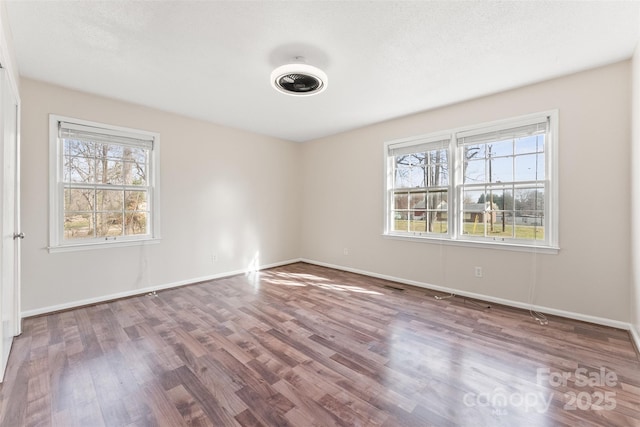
[489,156,513,183]
[394,163,412,189]
[122,146,147,185]
[96,213,123,237]
[125,212,147,236]
[463,145,485,160]
[463,189,485,206]
[515,135,541,154]
[126,161,147,185]
[104,160,124,184]
[395,154,413,166]
[486,211,513,238]
[462,212,485,236]
[484,187,507,210]
[64,155,95,183]
[96,190,123,211]
[427,190,447,210]
[428,211,448,234]
[64,213,94,239]
[64,188,94,212]
[130,147,148,163]
[392,211,408,232]
[464,159,485,184]
[428,164,449,186]
[65,139,95,158]
[462,188,488,236]
[409,192,426,210]
[515,188,544,211]
[515,211,544,240]
[103,160,143,186]
[394,192,409,209]
[125,191,147,210]
[408,216,426,232]
[94,144,108,160]
[495,188,513,210]
[488,140,513,157]
[408,165,425,188]
[104,144,124,159]
[410,152,426,165]
[515,154,544,181]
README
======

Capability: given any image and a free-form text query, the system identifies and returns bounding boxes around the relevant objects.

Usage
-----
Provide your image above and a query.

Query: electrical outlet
[474,266,483,278]
[343,248,349,255]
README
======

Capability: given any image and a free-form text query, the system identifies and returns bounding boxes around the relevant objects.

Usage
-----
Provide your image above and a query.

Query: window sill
[382,233,559,254]
[48,237,161,253]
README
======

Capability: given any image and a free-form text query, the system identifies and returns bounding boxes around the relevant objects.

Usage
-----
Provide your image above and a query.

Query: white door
[0,67,20,382]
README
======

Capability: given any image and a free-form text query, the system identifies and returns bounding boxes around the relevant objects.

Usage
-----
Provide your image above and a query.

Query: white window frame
[384,110,559,253]
[48,115,161,252]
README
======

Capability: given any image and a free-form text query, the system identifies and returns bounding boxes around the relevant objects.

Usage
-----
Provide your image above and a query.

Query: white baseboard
[21,258,301,318]
[299,258,634,332]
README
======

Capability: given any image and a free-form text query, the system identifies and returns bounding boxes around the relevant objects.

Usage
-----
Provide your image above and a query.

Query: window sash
[457,120,549,244]
[389,137,451,235]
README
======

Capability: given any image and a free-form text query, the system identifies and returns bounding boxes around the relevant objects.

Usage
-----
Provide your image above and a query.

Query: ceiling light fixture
[271,58,327,96]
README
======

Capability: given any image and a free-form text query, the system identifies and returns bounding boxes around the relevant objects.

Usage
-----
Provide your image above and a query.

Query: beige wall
[300,61,631,323]
[20,78,301,313]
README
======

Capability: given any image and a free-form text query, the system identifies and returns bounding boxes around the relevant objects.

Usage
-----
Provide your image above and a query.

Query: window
[49,115,160,251]
[388,136,450,236]
[385,111,558,251]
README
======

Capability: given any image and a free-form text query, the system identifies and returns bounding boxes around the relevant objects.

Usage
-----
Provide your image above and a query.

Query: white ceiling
[6,1,640,142]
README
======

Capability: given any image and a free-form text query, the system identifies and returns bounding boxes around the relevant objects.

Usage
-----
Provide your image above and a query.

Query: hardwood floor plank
[73,308,103,360]
[317,392,385,427]
[193,355,248,415]
[2,262,638,426]
[143,382,190,427]
[234,409,266,427]
[173,365,238,426]
[0,338,32,426]
[235,385,291,427]
[272,379,344,427]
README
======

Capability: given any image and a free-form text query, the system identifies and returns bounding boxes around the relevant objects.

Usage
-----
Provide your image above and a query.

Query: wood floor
[0,262,638,427]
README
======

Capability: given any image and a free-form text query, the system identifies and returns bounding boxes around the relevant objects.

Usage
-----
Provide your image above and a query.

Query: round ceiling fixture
[271,62,328,96]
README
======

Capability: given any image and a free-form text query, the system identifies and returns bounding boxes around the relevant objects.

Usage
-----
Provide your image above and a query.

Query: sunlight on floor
[263,270,383,295]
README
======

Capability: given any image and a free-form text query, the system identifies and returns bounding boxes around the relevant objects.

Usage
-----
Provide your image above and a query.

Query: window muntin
[385,112,557,250]
[50,116,160,250]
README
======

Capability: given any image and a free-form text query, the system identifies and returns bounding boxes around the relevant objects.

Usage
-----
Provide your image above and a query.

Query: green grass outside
[394,220,544,240]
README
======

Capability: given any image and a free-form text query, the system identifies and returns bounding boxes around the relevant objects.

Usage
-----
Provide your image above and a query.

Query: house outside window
[49,115,161,252]
[385,111,558,252]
